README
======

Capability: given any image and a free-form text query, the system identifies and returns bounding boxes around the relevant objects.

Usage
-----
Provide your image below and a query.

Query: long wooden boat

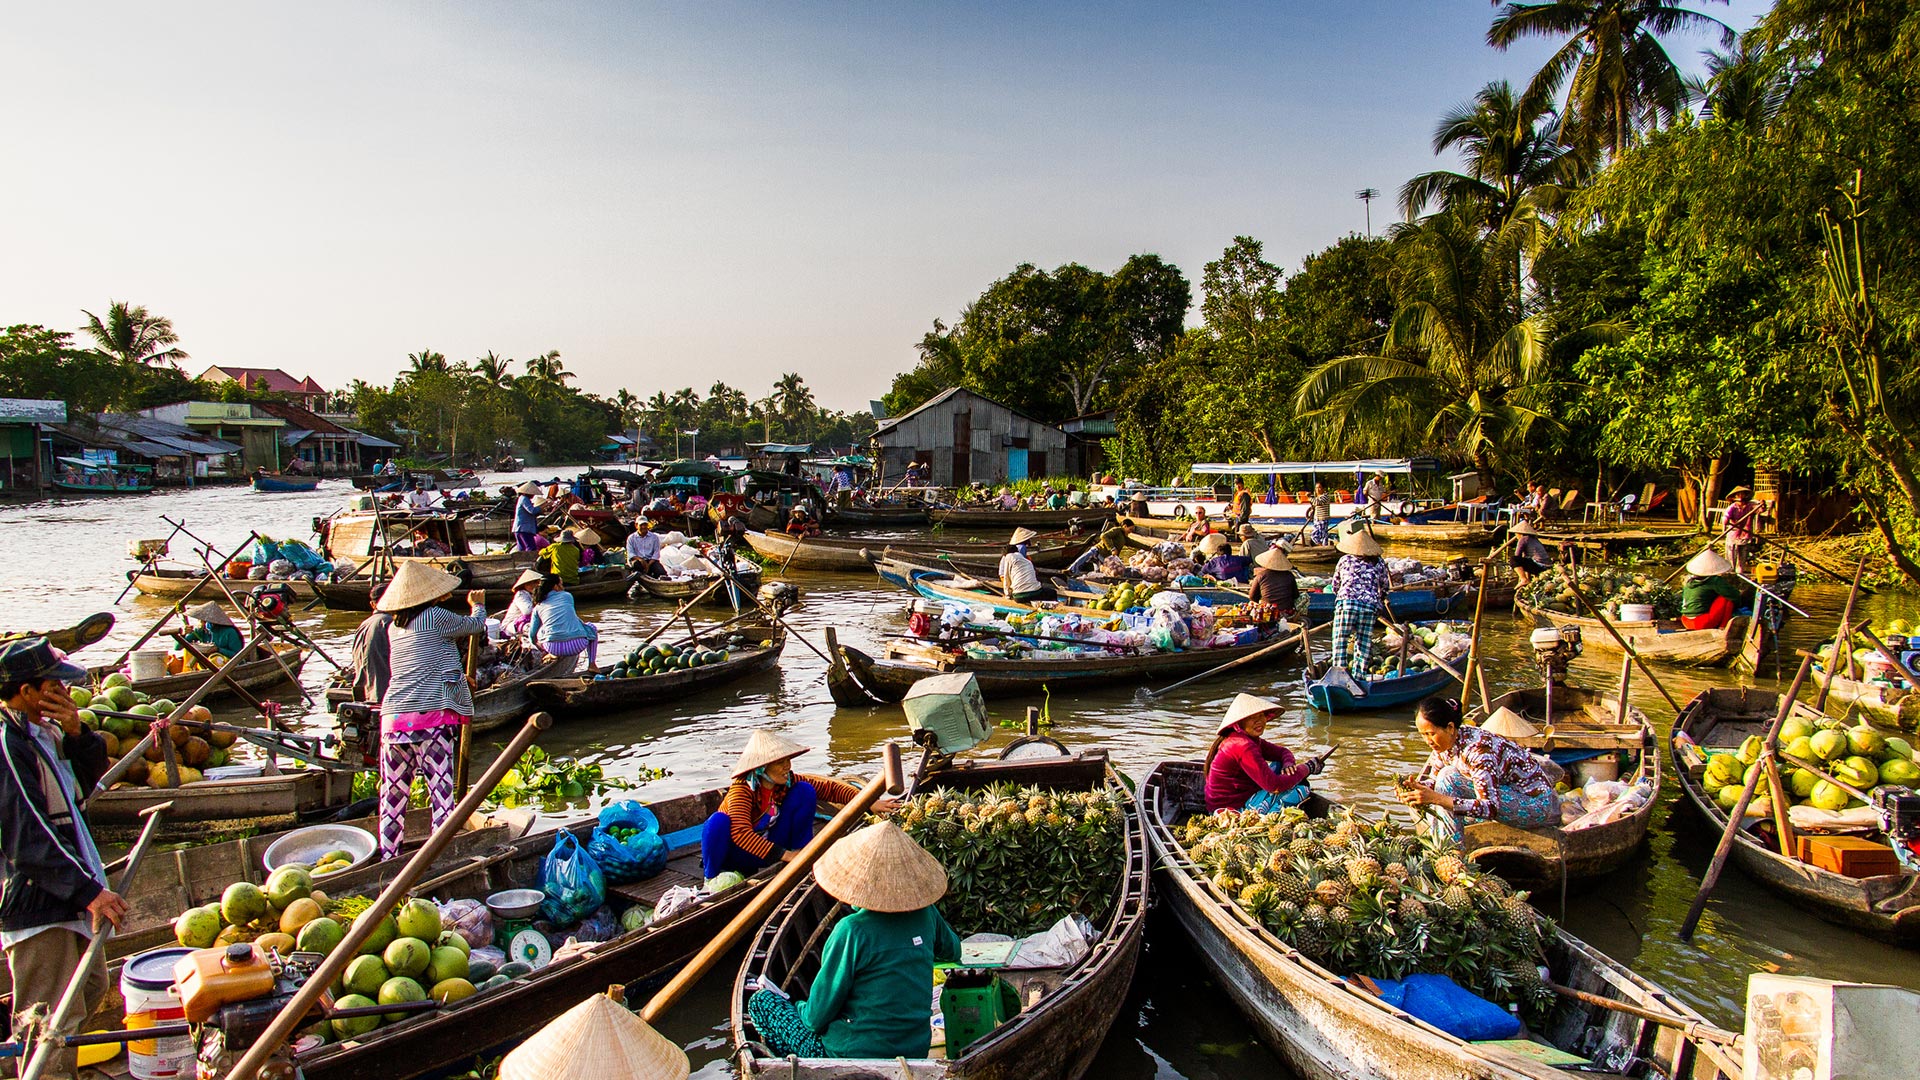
[1516,600,1761,669]
[252,472,321,493]
[874,547,1045,583]
[1456,685,1661,887]
[311,564,630,612]
[1,611,115,654]
[633,565,764,608]
[126,565,321,601]
[1811,662,1919,734]
[1051,573,1499,622]
[319,511,529,575]
[1672,687,1920,942]
[1125,512,1498,548]
[528,624,785,716]
[1140,761,1745,1080]
[88,763,356,831]
[90,642,306,702]
[905,570,1119,622]
[828,626,1299,704]
[824,503,930,527]
[930,506,1109,529]
[744,528,1092,573]
[1305,661,1455,712]
[1123,529,1339,569]
[732,747,1147,1079]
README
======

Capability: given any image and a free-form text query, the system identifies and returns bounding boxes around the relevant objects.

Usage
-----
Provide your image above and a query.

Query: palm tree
[1689,34,1791,128]
[407,349,448,376]
[81,301,189,369]
[705,382,749,424]
[473,351,513,388]
[612,389,641,431]
[1488,0,1734,159]
[668,387,700,428]
[1294,210,1560,483]
[642,391,673,434]
[524,350,573,385]
[1399,81,1577,233]
[753,396,779,442]
[772,374,816,438]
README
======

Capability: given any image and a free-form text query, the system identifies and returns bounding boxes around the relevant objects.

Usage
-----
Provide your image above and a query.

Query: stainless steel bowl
[485,888,545,919]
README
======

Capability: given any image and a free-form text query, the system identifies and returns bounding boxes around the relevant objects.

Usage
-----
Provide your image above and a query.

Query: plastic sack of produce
[440,897,494,949]
[1147,590,1192,616]
[1006,913,1095,969]
[537,831,606,924]
[268,558,295,579]
[1187,605,1216,640]
[278,538,328,572]
[251,537,283,565]
[587,801,669,884]
[248,564,271,580]
[1147,608,1190,651]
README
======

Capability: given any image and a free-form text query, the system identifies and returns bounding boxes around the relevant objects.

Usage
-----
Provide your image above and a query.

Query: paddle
[1778,750,1877,803]
[1542,981,1739,1046]
[1562,574,1683,714]
[225,712,555,1080]
[638,742,905,1024]
[1816,553,1870,709]
[1678,654,1813,942]
[1142,620,1328,699]
[18,801,171,1080]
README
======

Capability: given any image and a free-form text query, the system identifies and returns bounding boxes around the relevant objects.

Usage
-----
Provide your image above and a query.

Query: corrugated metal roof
[351,431,401,449]
[0,399,68,423]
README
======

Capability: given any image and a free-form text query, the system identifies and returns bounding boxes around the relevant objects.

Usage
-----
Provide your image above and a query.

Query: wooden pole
[1459,561,1493,714]
[1143,620,1328,699]
[1564,575,1683,713]
[105,531,261,671]
[639,743,905,1024]
[1613,652,1633,728]
[1543,981,1739,1046]
[19,802,172,1080]
[1678,654,1812,941]
[1778,751,1876,803]
[225,712,554,1080]
[458,632,479,797]
[1816,553,1869,709]
[1371,614,1467,682]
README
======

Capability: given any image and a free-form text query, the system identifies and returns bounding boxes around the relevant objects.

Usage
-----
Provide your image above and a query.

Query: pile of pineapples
[1182,807,1555,1017]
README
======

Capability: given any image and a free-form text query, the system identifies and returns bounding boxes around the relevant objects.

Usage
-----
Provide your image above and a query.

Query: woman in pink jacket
[1203,693,1324,812]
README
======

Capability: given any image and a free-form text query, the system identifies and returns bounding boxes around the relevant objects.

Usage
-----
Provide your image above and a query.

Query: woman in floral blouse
[1396,696,1559,833]
[1325,523,1391,687]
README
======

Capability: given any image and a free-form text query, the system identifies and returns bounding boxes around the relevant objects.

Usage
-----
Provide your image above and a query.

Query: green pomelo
[383,937,431,979]
[103,672,130,688]
[68,687,93,708]
[264,866,313,911]
[297,916,345,955]
[435,930,470,956]
[395,897,441,942]
[426,945,468,985]
[343,955,389,998]
[221,882,270,927]
[377,976,427,1022]
[430,978,476,1005]
[175,907,221,948]
[330,995,379,1039]
[356,913,398,956]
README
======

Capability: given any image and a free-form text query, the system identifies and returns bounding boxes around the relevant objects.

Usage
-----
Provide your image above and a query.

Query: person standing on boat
[1508,519,1554,585]
[746,820,958,1060]
[349,609,394,705]
[511,481,545,553]
[1679,549,1749,630]
[1326,524,1389,692]
[999,527,1056,602]
[405,481,436,512]
[1306,482,1336,545]
[1245,547,1298,620]
[527,575,600,672]
[535,529,583,585]
[700,732,898,879]
[182,602,243,661]
[1362,473,1390,520]
[1723,486,1763,573]
[623,517,664,577]
[1204,693,1320,812]
[0,639,123,1080]
[374,563,488,860]
[1396,696,1559,835]
[1128,488,1150,518]
[1229,479,1254,528]
[1197,533,1252,584]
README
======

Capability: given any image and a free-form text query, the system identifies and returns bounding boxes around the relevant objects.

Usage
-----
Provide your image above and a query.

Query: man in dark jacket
[1,639,123,1078]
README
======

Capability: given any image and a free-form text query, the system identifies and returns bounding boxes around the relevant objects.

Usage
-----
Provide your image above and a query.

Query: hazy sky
[3,1,1767,412]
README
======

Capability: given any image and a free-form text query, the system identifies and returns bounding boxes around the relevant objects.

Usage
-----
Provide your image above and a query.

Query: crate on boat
[1795,835,1900,878]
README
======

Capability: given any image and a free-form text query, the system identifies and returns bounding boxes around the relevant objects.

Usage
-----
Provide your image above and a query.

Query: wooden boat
[1672,687,1920,941]
[349,467,482,491]
[905,570,1118,622]
[311,564,631,612]
[528,623,785,715]
[318,511,529,575]
[252,472,321,493]
[1140,761,1746,1080]
[873,547,1046,584]
[1516,600,1763,669]
[1,611,115,654]
[51,457,154,494]
[1123,529,1339,569]
[89,642,306,702]
[125,565,321,601]
[828,626,1299,704]
[1125,512,1498,549]
[87,761,356,832]
[323,652,577,734]
[732,746,1147,1079]
[1050,574,1493,622]
[930,506,1109,529]
[633,567,762,608]
[1457,685,1661,886]
[1810,662,1919,734]
[744,528,1092,573]
[824,502,930,527]
[1305,661,1456,712]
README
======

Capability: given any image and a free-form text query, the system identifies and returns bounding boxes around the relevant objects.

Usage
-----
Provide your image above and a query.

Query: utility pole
[1356,188,1380,236]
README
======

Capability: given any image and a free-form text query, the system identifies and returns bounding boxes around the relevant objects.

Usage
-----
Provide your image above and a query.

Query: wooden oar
[224,712,554,1080]
[1678,654,1813,941]
[1458,560,1494,713]
[1816,553,1870,708]
[1563,575,1683,713]
[1543,981,1738,1045]
[639,742,905,1024]
[19,802,171,1080]
[1778,750,1876,803]
[1142,620,1327,699]
[105,531,260,671]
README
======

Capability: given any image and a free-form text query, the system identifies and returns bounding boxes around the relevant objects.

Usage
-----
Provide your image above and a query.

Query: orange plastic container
[227,560,252,578]
[174,943,276,1022]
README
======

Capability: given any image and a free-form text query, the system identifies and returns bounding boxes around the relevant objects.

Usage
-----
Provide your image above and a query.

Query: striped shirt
[1307,493,1336,523]
[719,773,860,860]
[381,605,486,717]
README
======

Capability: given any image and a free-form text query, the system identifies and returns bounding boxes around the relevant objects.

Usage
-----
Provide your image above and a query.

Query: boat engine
[1872,786,1920,871]
[1530,626,1582,684]
[757,580,800,615]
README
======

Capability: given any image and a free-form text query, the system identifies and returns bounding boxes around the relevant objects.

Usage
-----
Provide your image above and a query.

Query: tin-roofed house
[0,399,66,496]
[868,387,1068,488]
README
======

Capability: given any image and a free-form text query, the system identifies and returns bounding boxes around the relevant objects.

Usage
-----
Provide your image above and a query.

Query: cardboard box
[1795,835,1900,878]
[1746,975,1920,1080]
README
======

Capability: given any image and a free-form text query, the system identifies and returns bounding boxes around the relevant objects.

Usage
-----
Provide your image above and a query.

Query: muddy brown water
[0,477,1912,1077]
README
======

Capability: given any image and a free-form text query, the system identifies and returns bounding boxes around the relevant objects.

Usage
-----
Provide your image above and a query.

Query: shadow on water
[3,483,1918,1073]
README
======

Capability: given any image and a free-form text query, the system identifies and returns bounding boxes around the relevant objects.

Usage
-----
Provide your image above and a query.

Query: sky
[2,1,1770,412]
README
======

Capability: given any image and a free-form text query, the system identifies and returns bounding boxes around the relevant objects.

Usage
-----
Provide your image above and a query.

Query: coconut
[1809,780,1850,811]
[1880,757,1920,787]
[378,976,427,1023]
[221,882,270,927]
[396,897,442,942]
[297,916,345,956]
[1836,756,1881,790]
[343,955,390,998]
[1810,729,1849,762]
[331,995,380,1039]
[384,937,431,980]
[175,906,221,948]
[265,866,313,911]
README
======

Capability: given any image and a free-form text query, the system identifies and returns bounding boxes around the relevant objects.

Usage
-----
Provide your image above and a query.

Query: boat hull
[528,628,784,715]
[746,528,1091,573]
[1517,601,1753,668]
[127,567,320,601]
[252,474,321,492]
[91,646,306,702]
[930,507,1108,529]
[87,766,355,828]
[1304,662,1455,712]
[831,631,1298,703]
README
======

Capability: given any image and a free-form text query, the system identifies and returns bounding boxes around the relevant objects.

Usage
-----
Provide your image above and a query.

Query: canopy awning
[751,443,812,455]
[1189,458,1442,476]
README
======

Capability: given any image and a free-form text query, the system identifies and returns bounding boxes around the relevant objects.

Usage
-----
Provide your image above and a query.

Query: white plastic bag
[1006,914,1096,969]
[653,884,703,921]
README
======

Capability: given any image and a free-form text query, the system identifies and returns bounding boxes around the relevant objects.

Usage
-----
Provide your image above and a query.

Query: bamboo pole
[1459,561,1493,714]
[1678,654,1812,941]
[639,743,904,1024]
[225,712,554,1080]
[1816,553,1870,709]
[1564,575,1683,713]
[1144,620,1328,699]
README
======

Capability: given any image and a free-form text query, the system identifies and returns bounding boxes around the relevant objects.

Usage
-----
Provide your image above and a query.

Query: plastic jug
[175,943,277,1022]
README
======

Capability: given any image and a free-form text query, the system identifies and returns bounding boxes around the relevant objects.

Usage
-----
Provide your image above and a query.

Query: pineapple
[1239,882,1278,916]
[1345,855,1383,890]
[1433,854,1468,884]
[1314,879,1350,907]
[1440,884,1474,920]
[1397,896,1429,924]
[1273,874,1311,906]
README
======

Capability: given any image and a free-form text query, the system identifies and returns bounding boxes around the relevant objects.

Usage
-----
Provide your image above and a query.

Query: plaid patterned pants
[1328,597,1379,677]
[379,726,460,859]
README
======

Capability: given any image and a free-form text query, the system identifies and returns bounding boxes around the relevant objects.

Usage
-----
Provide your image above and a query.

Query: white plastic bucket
[129,650,170,682]
[122,946,195,1079]
[1575,758,1621,785]
[1618,603,1655,624]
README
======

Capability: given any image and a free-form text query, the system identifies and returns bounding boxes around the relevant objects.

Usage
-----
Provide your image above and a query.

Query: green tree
[80,301,190,373]
[1399,80,1576,237]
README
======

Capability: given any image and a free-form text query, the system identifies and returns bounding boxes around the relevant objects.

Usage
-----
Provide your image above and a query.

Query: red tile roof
[197,366,326,396]
[250,400,352,435]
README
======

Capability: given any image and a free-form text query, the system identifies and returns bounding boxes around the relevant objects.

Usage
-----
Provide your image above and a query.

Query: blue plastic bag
[278,538,326,572]
[587,801,669,884]
[1372,975,1520,1042]
[538,832,606,925]
[251,538,283,566]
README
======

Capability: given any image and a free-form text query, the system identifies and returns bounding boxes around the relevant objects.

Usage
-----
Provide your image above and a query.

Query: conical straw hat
[731,730,810,778]
[498,989,688,1080]
[187,602,234,627]
[1509,519,1538,537]
[1335,523,1382,557]
[812,821,948,912]
[1219,693,1285,733]
[1197,533,1230,556]
[576,528,602,546]
[1254,547,1293,572]
[1480,706,1539,739]
[1686,549,1733,576]
[513,569,543,591]
[515,481,542,496]
[1009,527,1038,545]
[373,561,463,612]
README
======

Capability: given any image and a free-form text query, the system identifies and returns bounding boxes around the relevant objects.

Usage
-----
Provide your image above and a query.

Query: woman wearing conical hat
[1723,486,1763,574]
[1397,696,1559,836]
[700,731,900,881]
[1678,548,1749,630]
[181,602,242,662]
[1508,518,1553,586]
[1325,522,1390,693]
[1204,694,1323,813]
[745,821,960,1060]
[1196,532,1252,585]
[1244,546,1297,621]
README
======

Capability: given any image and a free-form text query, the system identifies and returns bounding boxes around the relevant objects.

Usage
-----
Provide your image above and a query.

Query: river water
[1,475,1912,1077]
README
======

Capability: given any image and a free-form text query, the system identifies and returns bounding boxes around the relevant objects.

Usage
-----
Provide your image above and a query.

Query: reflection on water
[2,481,1915,1075]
